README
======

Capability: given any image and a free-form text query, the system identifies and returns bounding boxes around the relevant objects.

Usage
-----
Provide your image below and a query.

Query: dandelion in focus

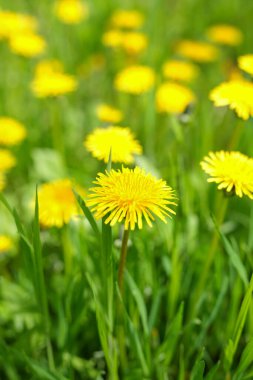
[201,151,253,199]
[0,235,12,253]
[84,126,142,163]
[156,82,195,114]
[238,54,253,76]
[176,40,219,62]
[114,65,155,94]
[96,104,123,124]
[0,150,16,172]
[110,10,144,30]
[38,179,84,228]
[87,167,177,230]
[210,80,253,120]
[162,59,199,83]
[0,117,26,146]
[206,24,243,46]
[9,33,46,57]
[31,59,77,97]
[55,0,89,24]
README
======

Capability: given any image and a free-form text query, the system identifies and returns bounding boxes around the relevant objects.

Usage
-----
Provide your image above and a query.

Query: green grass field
[1,0,253,379]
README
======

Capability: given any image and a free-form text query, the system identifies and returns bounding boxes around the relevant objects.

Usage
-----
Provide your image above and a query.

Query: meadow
[1,0,253,379]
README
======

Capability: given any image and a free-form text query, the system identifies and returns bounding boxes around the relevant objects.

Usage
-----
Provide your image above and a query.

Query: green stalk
[228,118,243,150]
[61,224,73,275]
[50,98,65,161]
[118,229,130,294]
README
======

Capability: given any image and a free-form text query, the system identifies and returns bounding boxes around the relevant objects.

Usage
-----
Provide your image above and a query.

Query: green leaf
[236,338,253,375]
[190,359,205,380]
[205,362,220,380]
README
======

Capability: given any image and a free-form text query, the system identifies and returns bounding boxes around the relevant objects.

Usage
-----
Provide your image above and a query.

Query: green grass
[1,0,253,379]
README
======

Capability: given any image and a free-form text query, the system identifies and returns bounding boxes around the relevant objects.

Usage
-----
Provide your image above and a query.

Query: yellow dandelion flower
[162,59,199,82]
[210,80,253,120]
[114,65,155,95]
[176,40,219,62]
[0,149,16,172]
[206,24,243,46]
[9,33,46,57]
[238,54,253,76]
[110,10,144,30]
[102,29,123,48]
[200,151,253,199]
[54,0,89,24]
[0,235,12,253]
[87,167,177,230]
[156,82,195,114]
[96,104,123,123]
[0,11,38,40]
[84,126,142,163]
[31,61,77,98]
[0,117,26,146]
[121,32,147,55]
[38,179,84,228]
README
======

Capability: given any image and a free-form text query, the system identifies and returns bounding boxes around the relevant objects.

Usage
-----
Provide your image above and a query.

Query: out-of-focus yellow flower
[55,0,89,24]
[176,40,219,62]
[0,11,37,40]
[31,60,77,97]
[87,166,177,230]
[84,126,142,163]
[0,173,6,191]
[96,104,123,123]
[102,29,123,48]
[210,80,253,120]
[0,149,16,172]
[162,59,199,82]
[114,65,155,94]
[110,10,144,30]
[121,32,147,55]
[0,117,26,146]
[9,33,46,57]
[0,235,12,253]
[156,82,195,114]
[238,54,253,76]
[201,151,253,199]
[206,24,243,46]
[38,179,84,228]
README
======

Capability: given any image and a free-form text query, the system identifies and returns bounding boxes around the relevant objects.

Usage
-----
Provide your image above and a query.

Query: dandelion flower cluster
[38,179,83,228]
[54,0,89,24]
[162,60,199,83]
[31,59,77,98]
[0,117,26,146]
[9,33,46,57]
[210,80,253,120]
[238,54,253,76]
[0,10,37,40]
[0,150,16,172]
[110,10,144,30]
[114,65,155,94]
[0,235,12,253]
[206,24,243,46]
[156,82,195,114]
[87,167,177,230]
[84,126,142,163]
[176,40,219,62]
[201,151,253,199]
[103,30,147,55]
[96,104,123,124]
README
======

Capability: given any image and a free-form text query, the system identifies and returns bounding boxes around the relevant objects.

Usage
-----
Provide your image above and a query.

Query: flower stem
[50,98,65,161]
[118,228,130,293]
[61,225,73,275]
[228,119,243,150]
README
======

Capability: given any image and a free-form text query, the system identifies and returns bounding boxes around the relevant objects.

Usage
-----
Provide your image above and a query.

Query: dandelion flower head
[0,117,26,146]
[210,80,253,120]
[114,65,155,94]
[102,29,124,48]
[156,82,195,114]
[84,126,142,163]
[31,59,77,97]
[9,33,46,57]
[0,11,37,40]
[176,40,219,62]
[38,179,84,228]
[0,235,12,253]
[55,0,89,24]
[96,104,123,124]
[87,167,177,230]
[206,24,243,46]
[162,59,199,82]
[201,151,253,199]
[110,10,144,30]
[238,54,253,76]
[0,149,16,172]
